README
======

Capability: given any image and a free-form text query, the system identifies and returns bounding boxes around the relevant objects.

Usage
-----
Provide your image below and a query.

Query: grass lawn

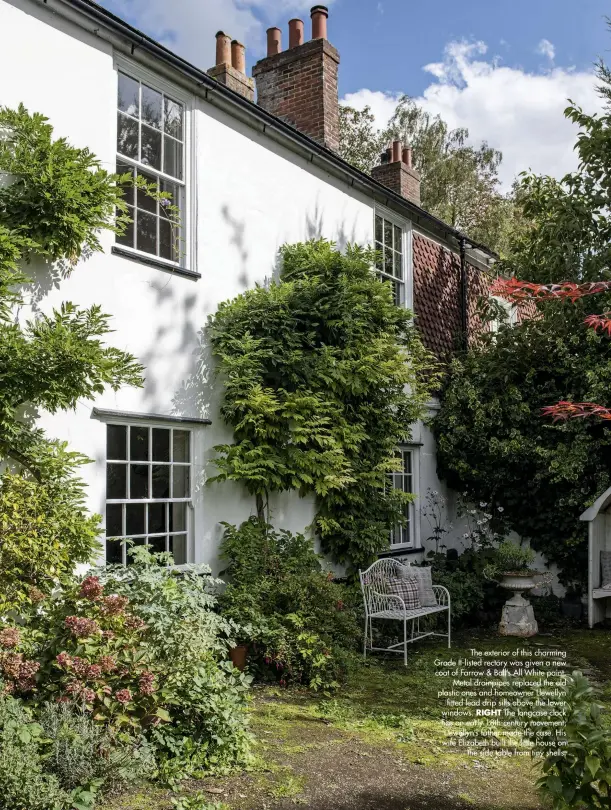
[102,626,611,810]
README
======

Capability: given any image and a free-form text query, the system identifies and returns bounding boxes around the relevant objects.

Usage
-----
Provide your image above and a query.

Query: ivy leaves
[208,239,437,568]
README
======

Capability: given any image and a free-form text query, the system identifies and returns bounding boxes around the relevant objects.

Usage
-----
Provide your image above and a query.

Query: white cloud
[103,0,335,69]
[537,38,556,61]
[342,39,602,190]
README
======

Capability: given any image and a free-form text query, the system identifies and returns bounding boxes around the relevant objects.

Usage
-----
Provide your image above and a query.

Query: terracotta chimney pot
[311,5,328,40]
[289,18,305,48]
[402,146,413,168]
[392,140,402,163]
[267,27,282,56]
[215,31,232,66]
[231,40,246,73]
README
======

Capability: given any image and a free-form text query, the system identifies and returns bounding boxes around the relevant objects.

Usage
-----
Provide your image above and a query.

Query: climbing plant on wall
[207,239,438,569]
[0,105,174,608]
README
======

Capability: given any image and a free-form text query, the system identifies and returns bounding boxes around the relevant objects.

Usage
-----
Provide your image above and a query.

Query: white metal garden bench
[359,557,451,665]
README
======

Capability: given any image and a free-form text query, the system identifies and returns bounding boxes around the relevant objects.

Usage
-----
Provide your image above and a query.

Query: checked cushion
[386,576,421,610]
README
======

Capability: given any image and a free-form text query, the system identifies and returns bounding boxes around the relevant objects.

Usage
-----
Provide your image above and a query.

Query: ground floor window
[388,448,416,549]
[105,422,191,564]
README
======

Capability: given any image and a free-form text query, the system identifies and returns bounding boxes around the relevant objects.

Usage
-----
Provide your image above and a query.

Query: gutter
[40,0,497,261]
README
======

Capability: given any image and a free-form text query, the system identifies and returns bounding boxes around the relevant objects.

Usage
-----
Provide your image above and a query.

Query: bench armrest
[432,585,450,607]
[367,590,406,614]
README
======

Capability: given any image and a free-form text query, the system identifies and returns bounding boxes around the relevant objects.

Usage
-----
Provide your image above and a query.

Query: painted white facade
[1,0,487,574]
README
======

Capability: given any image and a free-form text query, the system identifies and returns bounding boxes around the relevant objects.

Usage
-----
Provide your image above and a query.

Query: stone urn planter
[498,572,539,637]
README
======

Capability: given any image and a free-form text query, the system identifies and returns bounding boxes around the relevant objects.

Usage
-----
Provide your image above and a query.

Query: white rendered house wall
[0,0,472,572]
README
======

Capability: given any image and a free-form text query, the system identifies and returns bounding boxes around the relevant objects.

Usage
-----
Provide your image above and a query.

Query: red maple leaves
[490,277,611,422]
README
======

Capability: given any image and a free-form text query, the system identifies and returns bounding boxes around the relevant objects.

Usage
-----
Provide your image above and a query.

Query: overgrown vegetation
[207,239,437,569]
[219,519,361,690]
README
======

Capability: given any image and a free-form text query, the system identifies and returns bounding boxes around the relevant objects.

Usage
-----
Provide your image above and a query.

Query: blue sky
[100,0,609,187]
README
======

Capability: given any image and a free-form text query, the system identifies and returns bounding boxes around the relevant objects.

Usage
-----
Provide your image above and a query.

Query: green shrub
[0,694,70,810]
[219,519,361,690]
[488,541,536,577]
[538,671,611,809]
[0,471,100,613]
[38,701,154,795]
[1,547,252,781]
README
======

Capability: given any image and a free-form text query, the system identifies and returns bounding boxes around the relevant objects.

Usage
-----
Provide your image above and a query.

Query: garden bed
[102,627,611,810]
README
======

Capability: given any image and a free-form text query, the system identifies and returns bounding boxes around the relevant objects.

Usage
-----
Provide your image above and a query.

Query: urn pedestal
[498,574,538,637]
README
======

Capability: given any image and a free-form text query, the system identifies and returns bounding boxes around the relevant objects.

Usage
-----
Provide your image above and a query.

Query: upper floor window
[388,448,417,549]
[375,213,405,306]
[116,71,185,264]
[105,422,191,565]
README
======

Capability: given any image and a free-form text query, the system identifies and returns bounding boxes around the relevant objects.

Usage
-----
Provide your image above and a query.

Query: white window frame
[113,55,195,272]
[374,206,413,309]
[388,446,421,551]
[103,417,194,566]
[490,295,518,333]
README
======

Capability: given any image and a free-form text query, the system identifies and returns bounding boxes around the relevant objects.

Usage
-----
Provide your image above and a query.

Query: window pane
[383,219,392,246]
[116,206,135,248]
[106,504,122,537]
[117,112,138,159]
[116,161,135,206]
[159,217,177,262]
[140,124,162,170]
[170,503,187,533]
[126,503,146,535]
[118,73,140,117]
[394,225,402,252]
[136,210,157,255]
[394,250,403,279]
[148,502,166,534]
[106,538,124,564]
[170,534,187,565]
[164,97,183,140]
[152,428,170,462]
[173,465,189,499]
[149,535,167,554]
[163,136,183,180]
[152,465,170,499]
[141,84,162,129]
[393,281,402,306]
[403,452,412,476]
[137,170,158,214]
[130,426,149,461]
[384,250,393,277]
[173,431,190,462]
[375,215,383,244]
[107,425,127,460]
[130,465,149,499]
[107,464,127,499]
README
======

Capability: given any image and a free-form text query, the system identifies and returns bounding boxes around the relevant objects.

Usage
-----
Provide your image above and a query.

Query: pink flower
[101,595,129,617]
[87,664,102,680]
[101,630,115,640]
[124,615,145,631]
[83,688,96,703]
[56,652,72,669]
[65,616,101,638]
[28,587,46,604]
[138,671,156,696]
[70,657,90,678]
[0,628,20,649]
[99,655,117,674]
[79,576,104,602]
[115,688,132,705]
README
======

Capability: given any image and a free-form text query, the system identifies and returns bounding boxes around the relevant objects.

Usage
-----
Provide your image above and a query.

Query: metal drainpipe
[459,237,468,350]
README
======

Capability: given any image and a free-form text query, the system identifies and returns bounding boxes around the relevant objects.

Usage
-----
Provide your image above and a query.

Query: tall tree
[339,95,515,253]
[433,52,611,583]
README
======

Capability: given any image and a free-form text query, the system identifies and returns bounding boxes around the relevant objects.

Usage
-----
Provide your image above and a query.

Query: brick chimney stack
[207,31,255,102]
[372,140,421,207]
[252,6,340,152]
